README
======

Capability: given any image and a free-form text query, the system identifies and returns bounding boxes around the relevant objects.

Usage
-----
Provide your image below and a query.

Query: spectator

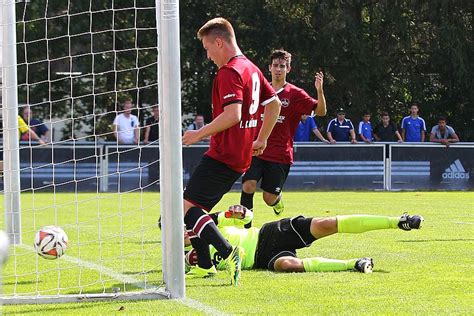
[143,105,159,144]
[18,115,45,145]
[358,110,373,143]
[430,116,459,146]
[374,112,403,142]
[294,114,328,143]
[186,114,210,141]
[1,115,45,176]
[20,106,49,142]
[113,99,140,144]
[401,103,427,142]
[327,108,357,144]
[186,114,206,131]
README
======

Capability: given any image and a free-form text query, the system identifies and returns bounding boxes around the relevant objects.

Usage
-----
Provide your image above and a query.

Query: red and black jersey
[259,83,317,164]
[205,55,276,173]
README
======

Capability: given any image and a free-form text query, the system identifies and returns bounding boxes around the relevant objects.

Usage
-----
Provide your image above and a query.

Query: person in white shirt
[113,99,140,144]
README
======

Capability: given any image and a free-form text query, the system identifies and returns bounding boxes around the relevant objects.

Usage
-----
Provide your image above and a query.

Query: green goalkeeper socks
[302,257,357,272]
[337,215,399,233]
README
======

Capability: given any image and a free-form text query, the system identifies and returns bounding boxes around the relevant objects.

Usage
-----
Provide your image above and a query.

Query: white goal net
[0,0,184,304]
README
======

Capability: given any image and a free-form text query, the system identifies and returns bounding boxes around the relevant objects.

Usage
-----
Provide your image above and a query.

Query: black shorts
[242,157,290,195]
[254,216,316,270]
[184,155,242,211]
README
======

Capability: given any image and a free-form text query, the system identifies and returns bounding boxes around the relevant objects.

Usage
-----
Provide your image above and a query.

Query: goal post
[157,0,185,299]
[0,0,185,304]
[2,0,22,246]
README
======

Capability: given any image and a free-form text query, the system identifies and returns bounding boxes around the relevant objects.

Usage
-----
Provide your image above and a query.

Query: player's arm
[421,119,427,142]
[253,98,281,155]
[326,122,336,144]
[313,72,326,117]
[27,128,45,145]
[449,132,460,143]
[349,121,357,144]
[394,124,403,143]
[113,123,120,142]
[210,205,254,227]
[373,128,381,141]
[143,125,151,144]
[18,116,45,145]
[183,103,241,145]
[134,122,140,144]
[312,127,329,143]
[358,122,369,142]
[350,129,358,143]
[400,118,406,141]
[429,131,442,143]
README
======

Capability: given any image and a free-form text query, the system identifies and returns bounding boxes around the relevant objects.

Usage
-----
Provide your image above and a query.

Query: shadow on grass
[186,283,230,288]
[398,238,474,242]
[5,300,131,315]
[131,240,161,245]
[122,269,162,275]
[3,280,39,286]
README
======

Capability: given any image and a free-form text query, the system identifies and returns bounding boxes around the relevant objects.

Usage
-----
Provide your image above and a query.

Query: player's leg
[260,161,290,216]
[309,213,424,239]
[240,157,264,228]
[183,156,242,282]
[274,256,373,273]
[241,179,257,210]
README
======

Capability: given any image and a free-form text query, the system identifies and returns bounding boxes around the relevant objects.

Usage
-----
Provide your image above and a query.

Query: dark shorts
[254,216,316,270]
[242,157,291,195]
[184,155,242,211]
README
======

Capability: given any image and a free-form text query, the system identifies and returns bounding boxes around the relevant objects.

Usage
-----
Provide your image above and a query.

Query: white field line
[18,244,228,316]
[453,221,474,225]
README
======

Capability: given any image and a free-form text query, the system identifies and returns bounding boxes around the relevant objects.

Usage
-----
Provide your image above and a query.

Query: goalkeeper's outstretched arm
[209,205,254,228]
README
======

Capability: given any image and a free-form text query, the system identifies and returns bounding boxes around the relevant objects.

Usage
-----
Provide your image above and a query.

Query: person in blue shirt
[294,114,328,142]
[327,108,357,144]
[401,103,427,142]
[358,110,373,143]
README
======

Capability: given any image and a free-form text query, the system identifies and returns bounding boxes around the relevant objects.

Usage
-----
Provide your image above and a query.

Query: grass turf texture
[1,191,473,314]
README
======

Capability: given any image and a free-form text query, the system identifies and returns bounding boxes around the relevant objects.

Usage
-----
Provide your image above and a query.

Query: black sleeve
[391,122,398,132]
[373,124,380,135]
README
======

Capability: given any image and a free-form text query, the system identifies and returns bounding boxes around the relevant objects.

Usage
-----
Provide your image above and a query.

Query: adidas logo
[442,159,470,180]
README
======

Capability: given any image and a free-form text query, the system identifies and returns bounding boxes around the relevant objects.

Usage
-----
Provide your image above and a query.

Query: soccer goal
[0,0,184,304]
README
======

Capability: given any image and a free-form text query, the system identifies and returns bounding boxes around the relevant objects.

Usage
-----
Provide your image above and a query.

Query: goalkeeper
[185,205,423,274]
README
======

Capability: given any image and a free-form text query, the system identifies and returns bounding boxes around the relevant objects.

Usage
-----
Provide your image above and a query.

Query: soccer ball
[34,226,68,259]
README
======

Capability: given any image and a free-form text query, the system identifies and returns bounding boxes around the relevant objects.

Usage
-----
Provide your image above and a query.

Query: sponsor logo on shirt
[223,93,236,100]
[260,113,285,123]
[240,119,258,129]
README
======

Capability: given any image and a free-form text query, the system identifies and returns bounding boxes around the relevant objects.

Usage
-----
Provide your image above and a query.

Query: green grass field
[1,191,473,314]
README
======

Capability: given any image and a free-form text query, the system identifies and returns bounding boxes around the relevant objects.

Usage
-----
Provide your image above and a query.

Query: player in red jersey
[181,18,281,284]
[240,49,327,227]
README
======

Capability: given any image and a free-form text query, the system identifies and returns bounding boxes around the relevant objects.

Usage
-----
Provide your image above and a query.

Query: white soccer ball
[34,226,68,259]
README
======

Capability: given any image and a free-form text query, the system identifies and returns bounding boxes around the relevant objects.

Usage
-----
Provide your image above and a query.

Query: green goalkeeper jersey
[210,226,260,270]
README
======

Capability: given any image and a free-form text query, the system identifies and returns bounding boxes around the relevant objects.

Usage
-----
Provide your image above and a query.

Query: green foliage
[181,0,473,139]
[13,1,473,139]
[15,0,158,140]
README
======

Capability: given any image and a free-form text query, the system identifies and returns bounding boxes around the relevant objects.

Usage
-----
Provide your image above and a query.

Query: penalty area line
[18,244,228,316]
